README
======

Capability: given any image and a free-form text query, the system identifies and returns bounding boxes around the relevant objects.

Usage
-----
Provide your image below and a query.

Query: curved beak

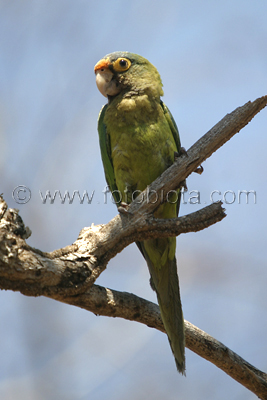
[94,58,120,98]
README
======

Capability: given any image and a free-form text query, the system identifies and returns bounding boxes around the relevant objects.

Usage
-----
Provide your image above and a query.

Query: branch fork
[1,96,267,398]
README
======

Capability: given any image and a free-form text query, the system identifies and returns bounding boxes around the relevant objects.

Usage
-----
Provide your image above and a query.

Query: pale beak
[94,59,121,97]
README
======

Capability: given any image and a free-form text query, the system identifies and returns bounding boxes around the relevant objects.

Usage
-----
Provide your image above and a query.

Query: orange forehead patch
[94,58,111,72]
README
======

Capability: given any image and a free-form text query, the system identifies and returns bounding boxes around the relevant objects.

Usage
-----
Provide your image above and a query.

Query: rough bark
[1,96,267,398]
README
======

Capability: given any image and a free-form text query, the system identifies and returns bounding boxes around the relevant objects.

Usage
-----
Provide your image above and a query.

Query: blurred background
[0,1,266,399]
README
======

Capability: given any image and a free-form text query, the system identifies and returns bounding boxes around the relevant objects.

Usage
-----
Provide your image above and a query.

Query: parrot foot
[194,165,204,174]
[174,151,179,160]
[174,147,188,161]
[174,148,203,174]
[118,202,132,215]
[179,147,189,156]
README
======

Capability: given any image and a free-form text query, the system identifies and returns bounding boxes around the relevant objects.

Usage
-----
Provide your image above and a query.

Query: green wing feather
[160,100,182,217]
[160,100,181,154]
[97,105,121,204]
[98,100,185,374]
[98,101,181,208]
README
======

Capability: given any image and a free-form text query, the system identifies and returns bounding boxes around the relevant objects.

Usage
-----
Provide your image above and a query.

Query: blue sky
[0,1,267,399]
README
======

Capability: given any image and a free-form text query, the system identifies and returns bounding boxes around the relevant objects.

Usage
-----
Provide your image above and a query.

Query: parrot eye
[113,57,131,72]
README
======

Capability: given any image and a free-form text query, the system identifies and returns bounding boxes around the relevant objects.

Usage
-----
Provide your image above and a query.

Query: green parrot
[94,51,185,374]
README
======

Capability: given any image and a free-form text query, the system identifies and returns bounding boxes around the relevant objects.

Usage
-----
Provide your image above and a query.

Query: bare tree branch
[63,285,267,400]
[127,95,267,215]
[1,95,267,398]
[0,196,225,297]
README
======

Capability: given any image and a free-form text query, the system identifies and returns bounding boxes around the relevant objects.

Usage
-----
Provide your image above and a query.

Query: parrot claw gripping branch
[95,51,187,373]
[0,50,266,397]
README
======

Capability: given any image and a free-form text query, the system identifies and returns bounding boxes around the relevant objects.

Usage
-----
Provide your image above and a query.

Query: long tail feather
[137,241,185,374]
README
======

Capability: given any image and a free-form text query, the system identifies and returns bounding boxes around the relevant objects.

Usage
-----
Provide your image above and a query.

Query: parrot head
[94,51,163,99]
